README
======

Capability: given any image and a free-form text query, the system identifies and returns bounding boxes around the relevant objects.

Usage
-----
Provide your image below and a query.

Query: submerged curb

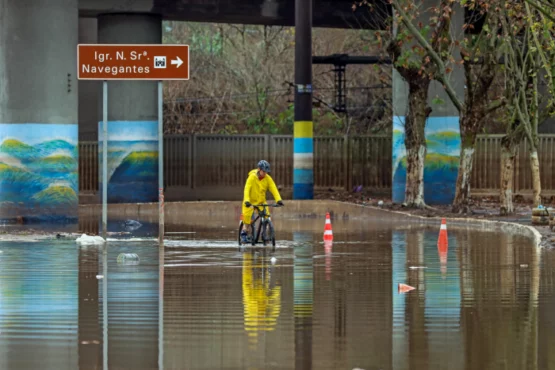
[336,201,543,248]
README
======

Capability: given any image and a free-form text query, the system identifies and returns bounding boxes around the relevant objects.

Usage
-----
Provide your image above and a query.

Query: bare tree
[499,0,553,207]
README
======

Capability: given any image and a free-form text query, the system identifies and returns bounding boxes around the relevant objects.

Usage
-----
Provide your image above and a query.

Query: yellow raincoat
[242,169,282,225]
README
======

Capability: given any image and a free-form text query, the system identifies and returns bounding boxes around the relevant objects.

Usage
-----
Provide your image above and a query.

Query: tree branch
[515,92,534,144]
[525,0,555,23]
[391,0,463,113]
[485,99,506,115]
[526,2,555,99]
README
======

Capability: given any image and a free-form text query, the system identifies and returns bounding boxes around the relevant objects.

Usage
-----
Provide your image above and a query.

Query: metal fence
[78,134,555,196]
[163,134,392,190]
[471,134,555,193]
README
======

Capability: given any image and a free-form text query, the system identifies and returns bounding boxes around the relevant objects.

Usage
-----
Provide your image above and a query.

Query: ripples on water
[0,225,553,370]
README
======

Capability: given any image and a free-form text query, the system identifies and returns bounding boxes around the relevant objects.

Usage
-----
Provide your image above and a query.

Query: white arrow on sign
[171,56,183,68]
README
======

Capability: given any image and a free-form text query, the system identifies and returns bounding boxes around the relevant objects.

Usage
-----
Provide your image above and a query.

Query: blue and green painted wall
[392,116,461,205]
[0,123,78,222]
[98,121,159,204]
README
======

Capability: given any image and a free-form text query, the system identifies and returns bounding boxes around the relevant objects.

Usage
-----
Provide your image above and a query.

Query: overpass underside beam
[79,0,391,30]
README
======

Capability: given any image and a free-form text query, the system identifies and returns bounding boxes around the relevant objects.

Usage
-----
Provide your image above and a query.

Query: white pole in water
[102,81,108,240]
[158,81,164,246]
[102,245,108,370]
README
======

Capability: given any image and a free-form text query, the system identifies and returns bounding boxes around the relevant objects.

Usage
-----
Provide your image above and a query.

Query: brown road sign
[77,44,189,80]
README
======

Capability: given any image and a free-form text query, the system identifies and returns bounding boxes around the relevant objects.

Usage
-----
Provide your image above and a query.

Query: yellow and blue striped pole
[293,0,313,199]
[294,121,313,199]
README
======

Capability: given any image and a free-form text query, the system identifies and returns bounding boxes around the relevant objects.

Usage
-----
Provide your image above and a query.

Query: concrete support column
[391,2,465,205]
[97,13,161,203]
[293,0,314,200]
[0,0,79,223]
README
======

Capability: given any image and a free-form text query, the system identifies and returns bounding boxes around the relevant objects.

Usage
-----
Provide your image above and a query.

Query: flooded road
[0,223,553,370]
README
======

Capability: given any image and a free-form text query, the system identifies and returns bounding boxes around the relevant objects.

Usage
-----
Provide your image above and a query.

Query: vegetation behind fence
[79,134,555,196]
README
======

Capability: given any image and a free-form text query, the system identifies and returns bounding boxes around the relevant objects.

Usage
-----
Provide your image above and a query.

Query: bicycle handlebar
[251,203,283,207]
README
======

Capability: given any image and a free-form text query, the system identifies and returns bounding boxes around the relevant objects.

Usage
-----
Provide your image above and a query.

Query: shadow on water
[1,223,554,369]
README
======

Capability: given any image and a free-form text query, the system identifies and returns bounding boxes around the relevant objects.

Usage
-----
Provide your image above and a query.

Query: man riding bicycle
[241,160,284,243]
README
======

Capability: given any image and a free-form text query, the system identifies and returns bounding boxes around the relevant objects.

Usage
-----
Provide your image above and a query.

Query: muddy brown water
[0,220,553,370]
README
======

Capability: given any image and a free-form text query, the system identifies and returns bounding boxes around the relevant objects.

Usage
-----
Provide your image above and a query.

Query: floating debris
[122,220,142,231]
[117,253,140,265]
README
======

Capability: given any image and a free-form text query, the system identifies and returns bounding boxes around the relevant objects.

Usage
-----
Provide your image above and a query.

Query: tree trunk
[500,137,517,216]
[451,55,496,213]
[404,78,431,208]
[452,121,477,213]
[405,145,427,206]
[529,148,542,207]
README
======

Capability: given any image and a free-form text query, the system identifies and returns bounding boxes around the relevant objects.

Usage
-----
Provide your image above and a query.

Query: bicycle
[238,203,282,251]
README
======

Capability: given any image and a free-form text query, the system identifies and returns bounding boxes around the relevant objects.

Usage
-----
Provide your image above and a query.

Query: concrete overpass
[0,0,390,223]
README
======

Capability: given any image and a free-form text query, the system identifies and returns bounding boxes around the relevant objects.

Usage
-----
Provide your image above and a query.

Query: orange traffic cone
[437,218,448,246]
[324,212,333,241]
[398,283,415,293]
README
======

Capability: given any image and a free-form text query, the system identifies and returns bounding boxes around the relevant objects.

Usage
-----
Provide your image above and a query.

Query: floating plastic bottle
[117,253,140,265]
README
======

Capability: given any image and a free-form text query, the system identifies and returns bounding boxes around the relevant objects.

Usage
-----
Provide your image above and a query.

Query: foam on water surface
[76,234,105,245]
[163,239,294,249]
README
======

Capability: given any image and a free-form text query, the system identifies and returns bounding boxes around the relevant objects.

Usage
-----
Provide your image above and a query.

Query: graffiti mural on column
[98,121,158,203]
[392,116,461,205]
[0,123,78,221]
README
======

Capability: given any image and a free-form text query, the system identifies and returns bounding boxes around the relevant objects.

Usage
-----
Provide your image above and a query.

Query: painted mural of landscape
[98,121,158,203]
[392,116,461,204]
[0,124,78,220]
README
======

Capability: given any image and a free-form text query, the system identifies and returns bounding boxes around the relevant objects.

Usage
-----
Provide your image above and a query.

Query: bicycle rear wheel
[238,221,244,249]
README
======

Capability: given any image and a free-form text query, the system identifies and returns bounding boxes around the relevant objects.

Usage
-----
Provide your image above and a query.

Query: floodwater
[0,222,554,370]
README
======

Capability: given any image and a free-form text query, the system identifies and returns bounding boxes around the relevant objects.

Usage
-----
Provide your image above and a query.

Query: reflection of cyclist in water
[242,250,281,347]
[241,160,284,244]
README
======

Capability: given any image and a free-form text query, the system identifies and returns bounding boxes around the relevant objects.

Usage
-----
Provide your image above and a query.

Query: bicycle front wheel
[238,221,244,248]
[263,220,276,251]
[253,221,261,246]
[269,221,276,251]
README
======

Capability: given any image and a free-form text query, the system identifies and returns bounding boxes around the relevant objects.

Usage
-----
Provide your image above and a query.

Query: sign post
[78,44,189,245]
[158,81,164,246]
[102,81,108,241]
